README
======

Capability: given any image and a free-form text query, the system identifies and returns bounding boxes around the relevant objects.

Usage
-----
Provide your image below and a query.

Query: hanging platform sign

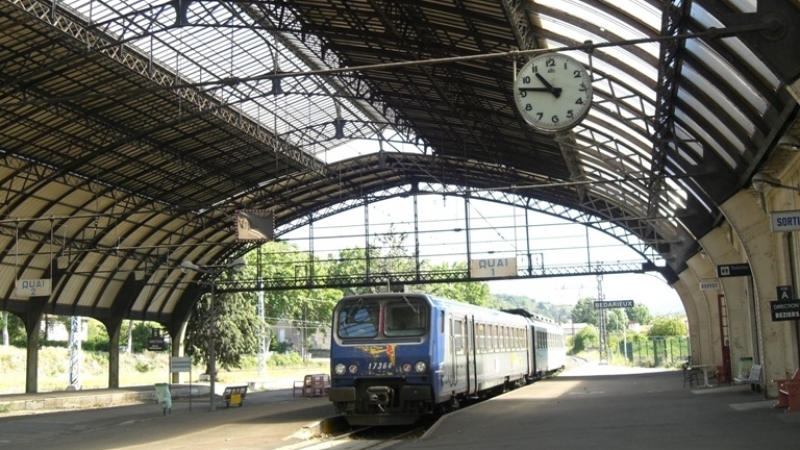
[469,256,517,278]
[770,210,800,232]
[717,263,751,278]
[15,279,51,297]
[770,301,800,321]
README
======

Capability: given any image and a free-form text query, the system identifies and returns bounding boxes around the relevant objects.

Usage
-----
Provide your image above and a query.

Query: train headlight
[402,363,412,373]
[334,364,346,376]
[348,364,358,374]
[414,361,427,373]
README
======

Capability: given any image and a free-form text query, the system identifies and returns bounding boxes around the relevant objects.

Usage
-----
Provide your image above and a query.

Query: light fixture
[752,172,800,193]
[778,135,800,151]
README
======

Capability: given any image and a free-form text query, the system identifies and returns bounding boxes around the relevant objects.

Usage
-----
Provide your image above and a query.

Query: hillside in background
[491,293,573,323]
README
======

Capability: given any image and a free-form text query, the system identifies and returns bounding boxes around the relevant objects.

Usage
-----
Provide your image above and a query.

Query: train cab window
[385,300,427,337]
[337,300,380,338]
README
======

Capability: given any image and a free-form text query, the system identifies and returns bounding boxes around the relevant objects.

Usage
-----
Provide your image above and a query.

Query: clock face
[513,53,593,133]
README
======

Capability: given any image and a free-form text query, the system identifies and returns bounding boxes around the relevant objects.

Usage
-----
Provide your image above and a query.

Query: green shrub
[267,352,304,367]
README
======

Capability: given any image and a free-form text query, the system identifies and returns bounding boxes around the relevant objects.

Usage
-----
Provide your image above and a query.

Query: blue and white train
[328,293,565,426]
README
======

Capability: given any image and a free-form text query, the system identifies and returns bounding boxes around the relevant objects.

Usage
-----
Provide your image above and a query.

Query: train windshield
[384,298,427,337]
[337,299,380,338]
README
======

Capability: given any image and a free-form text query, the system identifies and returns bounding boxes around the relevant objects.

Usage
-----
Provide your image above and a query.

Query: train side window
[477,323,485,352]
[453,319,463,354]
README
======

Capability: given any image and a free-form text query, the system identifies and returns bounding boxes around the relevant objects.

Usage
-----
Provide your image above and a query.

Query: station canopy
[0,0,798,323]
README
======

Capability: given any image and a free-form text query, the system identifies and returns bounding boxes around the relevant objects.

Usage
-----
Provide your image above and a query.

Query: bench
[293,374,330,397]
[773,369,800,412]
[222,385,248,408]
[733,364,762,392]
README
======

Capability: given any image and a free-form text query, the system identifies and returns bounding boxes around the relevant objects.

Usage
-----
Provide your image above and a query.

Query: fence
[617,336,690,367]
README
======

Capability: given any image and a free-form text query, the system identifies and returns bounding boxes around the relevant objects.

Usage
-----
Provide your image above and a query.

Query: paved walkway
[386,363,797,450]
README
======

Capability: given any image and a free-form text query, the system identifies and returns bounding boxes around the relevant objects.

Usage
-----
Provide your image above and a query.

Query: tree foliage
[421,261,491,306]
[572,324,599,354]
[571,297,599,325]
[648,317,687,337]
[625,304,652,325]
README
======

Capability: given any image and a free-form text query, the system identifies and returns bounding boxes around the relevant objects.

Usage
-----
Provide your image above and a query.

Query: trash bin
[738,357,753,379]
[154,383,172,415]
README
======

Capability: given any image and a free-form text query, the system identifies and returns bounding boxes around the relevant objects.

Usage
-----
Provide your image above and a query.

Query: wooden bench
[733,364,762,392]
[773,369,800,412]
[222,385,248,408]
[293,374,330,397]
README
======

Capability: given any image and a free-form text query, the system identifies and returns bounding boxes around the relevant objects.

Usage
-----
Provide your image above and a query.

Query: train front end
[328,294,434,426]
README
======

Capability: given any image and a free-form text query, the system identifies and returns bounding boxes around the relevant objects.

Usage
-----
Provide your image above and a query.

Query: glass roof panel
[684,40,768,114]
[534,0,657,40]
[674,109,737,169]
[64,0,396,166]
[677,89,746,153]
[681,65,756,136]
[690,3,780,90]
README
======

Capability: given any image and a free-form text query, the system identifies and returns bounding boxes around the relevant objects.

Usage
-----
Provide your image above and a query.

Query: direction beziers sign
[770,301,800,321]
[594,300,634,309]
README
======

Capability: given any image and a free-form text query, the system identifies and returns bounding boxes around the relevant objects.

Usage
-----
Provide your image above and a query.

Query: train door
[469,315,478,395]
[532,325,539,377]
[446,314,457,390]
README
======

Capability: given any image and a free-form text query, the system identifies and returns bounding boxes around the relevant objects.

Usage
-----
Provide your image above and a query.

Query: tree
[184,269,261,377]
[571,297,598,325]
[648,317,687,337]
[625,304,652,325]
[606,309,629,333]
[422,261,491,306]
[572,324,599,354]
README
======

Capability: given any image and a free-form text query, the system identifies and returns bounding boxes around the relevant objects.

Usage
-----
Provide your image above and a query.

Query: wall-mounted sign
[469,256,517,278]
[770,301,800,321]
[770,210,800,232]
[594,300,634,309]
[700,280,720,291]
[717,263,751,278]
[777,285,793,302]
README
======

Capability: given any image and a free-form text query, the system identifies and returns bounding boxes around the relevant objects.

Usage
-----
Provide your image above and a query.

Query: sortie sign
[771,210,800,232]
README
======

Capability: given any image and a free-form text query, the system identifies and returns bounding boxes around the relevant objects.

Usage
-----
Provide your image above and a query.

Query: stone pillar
[673,279,701,363]
[719,190,788,396]
[105,319,122,388]
[678,268,714,365]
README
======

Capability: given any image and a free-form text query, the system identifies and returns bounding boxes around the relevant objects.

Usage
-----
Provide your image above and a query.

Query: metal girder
[215,261,648,293]
[7,0,322,173]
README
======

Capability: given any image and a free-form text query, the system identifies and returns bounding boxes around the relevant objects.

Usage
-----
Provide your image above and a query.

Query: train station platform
[2,363,799,449]
[399,363,800,450]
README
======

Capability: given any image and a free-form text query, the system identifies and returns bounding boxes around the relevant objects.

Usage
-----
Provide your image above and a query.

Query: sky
[487,273,684,316]
[280,192,686,317]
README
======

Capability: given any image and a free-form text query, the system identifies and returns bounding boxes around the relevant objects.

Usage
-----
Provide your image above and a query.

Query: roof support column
[685,253,723,367]
[677,267,714,366]
[719,190,786,397]
[21,297,47,393]
[104,319,122,388]
[672,279,700,363]
[699,226,754,380]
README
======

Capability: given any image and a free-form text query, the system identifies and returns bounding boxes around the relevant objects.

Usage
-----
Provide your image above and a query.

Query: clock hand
[535,73,562,99]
